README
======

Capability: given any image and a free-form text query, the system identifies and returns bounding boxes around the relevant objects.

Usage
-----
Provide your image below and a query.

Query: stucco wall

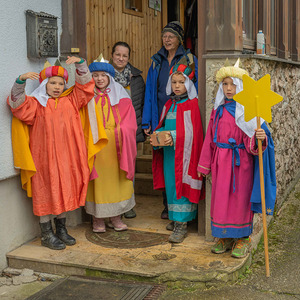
[0,0,62,270]
[0,0,62,180]
[204,55,300,237]
[0,177,39,271]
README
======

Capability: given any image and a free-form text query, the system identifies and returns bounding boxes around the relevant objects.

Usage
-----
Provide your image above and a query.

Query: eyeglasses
[162,35,177,40]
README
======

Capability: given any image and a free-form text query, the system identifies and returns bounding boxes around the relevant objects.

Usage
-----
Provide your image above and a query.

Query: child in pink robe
[197,62,267,258]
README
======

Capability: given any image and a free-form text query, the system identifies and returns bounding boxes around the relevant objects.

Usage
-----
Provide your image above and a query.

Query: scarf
[114,64,131,87]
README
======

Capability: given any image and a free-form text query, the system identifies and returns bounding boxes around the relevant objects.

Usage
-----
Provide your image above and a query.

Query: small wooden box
[150,131,170,147]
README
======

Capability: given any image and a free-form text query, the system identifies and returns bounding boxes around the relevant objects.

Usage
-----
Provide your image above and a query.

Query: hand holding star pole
[233,74,282,277]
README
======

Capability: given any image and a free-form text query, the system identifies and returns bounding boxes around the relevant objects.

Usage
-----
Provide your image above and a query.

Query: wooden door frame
[61,0,207,237]
[161,0,185,27]
[162,0,208,237]
[60,0,87,60]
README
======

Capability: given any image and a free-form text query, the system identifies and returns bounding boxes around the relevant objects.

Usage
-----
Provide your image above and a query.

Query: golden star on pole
[233,74,283,123]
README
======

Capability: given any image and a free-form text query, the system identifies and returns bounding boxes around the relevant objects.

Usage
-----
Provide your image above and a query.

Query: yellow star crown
[233,74,283,123]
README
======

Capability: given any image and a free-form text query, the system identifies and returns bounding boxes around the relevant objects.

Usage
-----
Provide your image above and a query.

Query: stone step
[142,139,153,156]
[136,154,152,174]
[6,194,251,288]
[134,173,161,196]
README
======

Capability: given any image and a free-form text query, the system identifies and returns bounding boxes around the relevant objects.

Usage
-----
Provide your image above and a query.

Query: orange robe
[8,72,95,216]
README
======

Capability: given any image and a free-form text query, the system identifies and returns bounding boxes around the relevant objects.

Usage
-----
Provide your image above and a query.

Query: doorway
[162,0,198,56]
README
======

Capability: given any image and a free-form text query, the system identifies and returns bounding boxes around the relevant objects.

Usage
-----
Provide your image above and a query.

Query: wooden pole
[256,116,270,277]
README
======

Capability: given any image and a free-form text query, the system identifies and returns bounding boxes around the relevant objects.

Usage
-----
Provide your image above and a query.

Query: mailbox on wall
[26,10,58,59]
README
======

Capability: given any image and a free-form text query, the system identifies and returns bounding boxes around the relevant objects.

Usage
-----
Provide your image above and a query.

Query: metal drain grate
[27,276,166,300]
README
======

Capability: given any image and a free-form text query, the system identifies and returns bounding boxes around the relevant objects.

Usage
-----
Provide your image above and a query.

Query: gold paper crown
[215,58,249,83]
[43,59,63,69]
[40,59,68,83]
[94,53,108,63]
[43,60,52,68]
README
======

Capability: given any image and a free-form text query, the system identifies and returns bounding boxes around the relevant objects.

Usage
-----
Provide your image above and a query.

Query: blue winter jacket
[141,46,198,132]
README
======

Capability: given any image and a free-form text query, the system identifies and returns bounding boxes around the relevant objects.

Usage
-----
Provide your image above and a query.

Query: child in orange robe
[8,56,96,250]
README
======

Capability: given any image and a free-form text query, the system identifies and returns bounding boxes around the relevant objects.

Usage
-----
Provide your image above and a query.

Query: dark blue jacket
[142,46,198,131]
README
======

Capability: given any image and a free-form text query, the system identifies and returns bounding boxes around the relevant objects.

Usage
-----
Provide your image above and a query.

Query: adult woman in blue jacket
[142,21,198,219]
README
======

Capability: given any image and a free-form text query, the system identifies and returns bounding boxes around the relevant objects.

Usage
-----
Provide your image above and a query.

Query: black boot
[40,221,66,250]
[54,218,76,246]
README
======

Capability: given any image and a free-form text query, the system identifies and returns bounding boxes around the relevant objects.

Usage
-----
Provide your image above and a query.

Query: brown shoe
[166,221,174,231]
[168,222,187,243]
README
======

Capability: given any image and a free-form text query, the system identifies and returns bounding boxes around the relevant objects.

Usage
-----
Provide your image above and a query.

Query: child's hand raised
[19,72,39,81]
[255,128,266,141]
[197,172,206,178]
[66,56,82,65]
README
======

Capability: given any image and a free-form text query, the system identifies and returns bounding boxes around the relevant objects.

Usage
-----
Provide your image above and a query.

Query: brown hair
[112,41,131,58]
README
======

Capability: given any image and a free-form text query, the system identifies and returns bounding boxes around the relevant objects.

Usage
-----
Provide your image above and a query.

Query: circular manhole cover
[85,227,169,249]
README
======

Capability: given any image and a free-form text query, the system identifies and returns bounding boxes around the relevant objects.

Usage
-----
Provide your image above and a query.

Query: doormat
[27,276,166,300]
[85,227,169,249]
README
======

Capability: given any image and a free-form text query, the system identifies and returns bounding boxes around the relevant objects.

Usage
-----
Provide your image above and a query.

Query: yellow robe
[85,95,135,218]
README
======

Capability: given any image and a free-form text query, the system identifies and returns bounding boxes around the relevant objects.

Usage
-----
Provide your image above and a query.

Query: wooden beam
[180,0,185,29]
[60,0,75,59]
[76,0,87,60]
[295,0,300,61]
[60,0,87,60]
[161,0,168,27]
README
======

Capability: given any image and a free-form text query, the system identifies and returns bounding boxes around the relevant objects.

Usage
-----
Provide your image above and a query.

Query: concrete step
[136,154,152,174]
[134,173,161,196]
[6,195,251,289]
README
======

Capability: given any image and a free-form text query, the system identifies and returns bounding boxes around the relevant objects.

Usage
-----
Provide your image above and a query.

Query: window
[242,0,256,50]
[260,0,277,56]
[270,0,276,54]
[242,0,300,61]
[290,0,298,61]
[123,0,144,17]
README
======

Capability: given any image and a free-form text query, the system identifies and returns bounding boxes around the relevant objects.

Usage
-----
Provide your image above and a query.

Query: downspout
[197,0,206,236]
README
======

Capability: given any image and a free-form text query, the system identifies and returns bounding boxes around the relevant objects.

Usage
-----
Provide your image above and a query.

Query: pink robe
[111,98,137,181]
[197,103,266,238]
